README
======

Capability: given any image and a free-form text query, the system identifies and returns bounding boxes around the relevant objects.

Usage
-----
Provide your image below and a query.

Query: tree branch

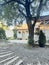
[42,0,47,5]
[15,0,25,6]
[36,0,43,18]
[29,0,34,4]
[0,0,25,7]
[0,0,12,6]
[32,0,43,26]
[18,8,27,18]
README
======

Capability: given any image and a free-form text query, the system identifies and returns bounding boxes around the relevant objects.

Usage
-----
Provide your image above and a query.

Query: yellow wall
[15,22,47,31]
[0,23,9,30]
[40,25,49,30]
[0,23,3,28]
[15,24,28,32]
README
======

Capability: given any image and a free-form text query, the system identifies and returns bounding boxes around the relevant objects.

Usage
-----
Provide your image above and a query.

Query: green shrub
[28,38,33,45]
[13,29,17,39]
[28,36,34,46]
[0,28,6,39]
[7,37,14,40]
[38,30,46,47]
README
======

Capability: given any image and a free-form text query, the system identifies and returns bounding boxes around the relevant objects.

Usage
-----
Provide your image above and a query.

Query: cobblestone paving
[0,42,49,65]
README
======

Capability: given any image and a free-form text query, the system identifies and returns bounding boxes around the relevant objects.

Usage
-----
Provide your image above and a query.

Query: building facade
[14,15,49,41]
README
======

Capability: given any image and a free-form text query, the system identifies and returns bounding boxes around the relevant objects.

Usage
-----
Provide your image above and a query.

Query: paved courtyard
[0,42,49,65]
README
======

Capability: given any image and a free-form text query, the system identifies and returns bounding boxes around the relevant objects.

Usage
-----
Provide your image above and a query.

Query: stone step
[15,59,23,65]
[0,52,15,61]
[0,48,11,52]
[0,51,12,55]
[4,56,19,65]
[0,55,16,64]
[0,52,13,58]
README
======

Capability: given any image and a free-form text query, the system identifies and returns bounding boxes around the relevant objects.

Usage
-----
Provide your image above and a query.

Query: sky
[42,11,49,16]
[23,11,49,24]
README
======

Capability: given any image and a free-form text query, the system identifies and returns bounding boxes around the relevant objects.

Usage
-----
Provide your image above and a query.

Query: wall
[5,30,14,38]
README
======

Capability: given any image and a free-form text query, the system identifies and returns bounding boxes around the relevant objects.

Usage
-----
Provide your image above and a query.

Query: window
[19,31,21,34]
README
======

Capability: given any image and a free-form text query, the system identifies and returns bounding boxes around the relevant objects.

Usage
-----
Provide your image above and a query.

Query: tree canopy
[0,0,49,25]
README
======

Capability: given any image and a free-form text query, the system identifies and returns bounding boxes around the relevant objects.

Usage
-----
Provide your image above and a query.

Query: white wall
[43,30,49,41]
[5,30,14,38]
[17,31,22,39]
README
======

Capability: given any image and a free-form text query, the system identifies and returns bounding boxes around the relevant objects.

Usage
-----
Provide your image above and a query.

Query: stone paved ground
[10,43,49,65]
[0,42,49,65]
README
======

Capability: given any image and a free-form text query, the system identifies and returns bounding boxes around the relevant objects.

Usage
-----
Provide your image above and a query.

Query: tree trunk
[28,24,34,46]
[26,18,36,46]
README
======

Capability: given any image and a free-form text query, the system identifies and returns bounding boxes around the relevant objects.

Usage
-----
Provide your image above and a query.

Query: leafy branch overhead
[0,0,49,19]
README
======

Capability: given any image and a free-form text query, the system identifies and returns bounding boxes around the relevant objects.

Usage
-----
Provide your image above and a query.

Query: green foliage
[0,28,6,39]
[38,30,46,47]
[7,37,14,40]
[2,2,24,25]
[13,29,17,39]
[28,36,34,46]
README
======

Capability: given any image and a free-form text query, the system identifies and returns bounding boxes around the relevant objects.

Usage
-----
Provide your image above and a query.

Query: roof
[15,24,28,30]
[39,15,49,21]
